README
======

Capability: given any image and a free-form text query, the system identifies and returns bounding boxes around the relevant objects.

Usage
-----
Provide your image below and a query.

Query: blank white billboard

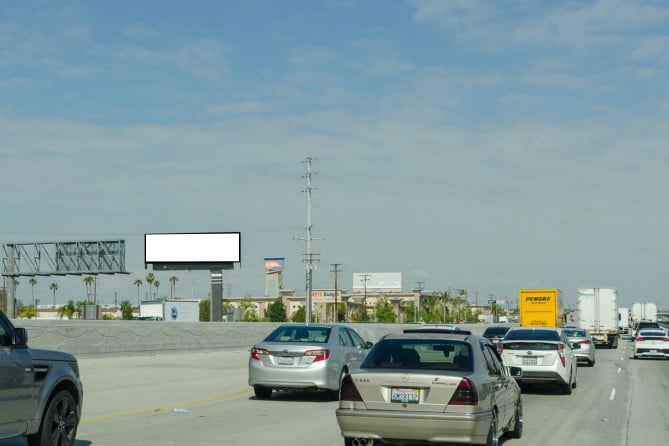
[352,272,402,291]
[145,232,240,263]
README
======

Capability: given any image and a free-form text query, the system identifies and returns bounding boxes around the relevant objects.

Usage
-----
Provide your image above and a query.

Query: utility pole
[295,157,321,325]
[415,281,424,323]
[330,263,342,323]
[360,274,371,320]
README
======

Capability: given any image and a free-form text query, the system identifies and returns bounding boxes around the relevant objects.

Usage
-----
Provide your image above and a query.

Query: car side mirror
[508,366,523,377]
[364,341,374,349]
[13,327,28,348]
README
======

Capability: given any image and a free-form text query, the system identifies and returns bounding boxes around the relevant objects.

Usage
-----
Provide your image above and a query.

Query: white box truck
[618,307,630,335]
[577,287,619,348]
[630,302,657,323]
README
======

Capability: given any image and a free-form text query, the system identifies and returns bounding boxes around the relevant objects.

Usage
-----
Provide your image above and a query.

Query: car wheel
[486,410,498,446]
[587,359,595,367]
[254,385,272,399]
[508,399,523,439]
[561,380,572,395]
[27,390,79,446]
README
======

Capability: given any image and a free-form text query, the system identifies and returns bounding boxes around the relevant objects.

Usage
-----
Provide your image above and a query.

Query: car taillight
[557,343,566,367]
[664,338,669,342]
[250,347,269,361]
[578,340,592,345]
[339,374,363,402]
[498,343,504,354]
[448,377,478,405]
[304,349,331,362]
[636,337,645,342]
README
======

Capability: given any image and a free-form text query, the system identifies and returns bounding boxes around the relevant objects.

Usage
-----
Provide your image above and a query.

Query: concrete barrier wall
[12,319,489,356]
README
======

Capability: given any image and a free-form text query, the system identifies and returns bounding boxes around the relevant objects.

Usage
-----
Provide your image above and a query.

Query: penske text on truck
[519,289,564,327]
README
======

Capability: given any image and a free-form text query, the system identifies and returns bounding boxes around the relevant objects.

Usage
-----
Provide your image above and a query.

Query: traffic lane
[0,343,646,446]
[77,348,252,420]
[76,390,342,446]
[498,344,631,446]
[627,341,669,443]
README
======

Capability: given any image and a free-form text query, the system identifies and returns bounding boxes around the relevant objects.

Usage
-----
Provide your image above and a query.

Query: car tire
[587,359,595,367]
[508,399,523,439]
[486,410,498,446]
[561,381,572,395]
[253,385,272,399]
[27,389,79,446]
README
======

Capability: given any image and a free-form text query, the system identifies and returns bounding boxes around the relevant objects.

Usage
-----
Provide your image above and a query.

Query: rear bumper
[634,348,669,359]
[514,370,568,384]
[248,360,335,391]
[336,408,492,445]
[574,351,595,363]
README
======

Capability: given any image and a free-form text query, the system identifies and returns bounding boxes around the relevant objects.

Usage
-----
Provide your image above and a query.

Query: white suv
[500,327,578,395]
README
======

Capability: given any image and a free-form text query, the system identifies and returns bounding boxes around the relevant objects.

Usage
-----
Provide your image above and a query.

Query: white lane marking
[609,388,616,401]
[617,368,621,374]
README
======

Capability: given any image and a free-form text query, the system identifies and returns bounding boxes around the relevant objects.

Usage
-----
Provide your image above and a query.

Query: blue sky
[2,0,669,309]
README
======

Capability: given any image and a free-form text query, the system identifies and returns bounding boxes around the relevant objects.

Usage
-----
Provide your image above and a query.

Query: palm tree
[83,276,95,301]
[146,273,155,300]
[29,277,37,306]
[134,279,143,306]
[49,282,59,306]
[169,276,179,299]
[154,280,160,300]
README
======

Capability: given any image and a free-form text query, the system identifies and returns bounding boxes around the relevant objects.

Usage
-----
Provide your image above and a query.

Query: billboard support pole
[211,270,223,322]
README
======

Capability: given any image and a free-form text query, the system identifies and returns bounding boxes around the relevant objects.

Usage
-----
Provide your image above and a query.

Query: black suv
[633,321,661,339]
[0,310,83,446]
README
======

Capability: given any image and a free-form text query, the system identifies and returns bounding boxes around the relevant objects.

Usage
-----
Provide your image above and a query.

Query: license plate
[650,350,658,353]
[391,388,419,404]
[277,356,294,365]
[522,357,537,365]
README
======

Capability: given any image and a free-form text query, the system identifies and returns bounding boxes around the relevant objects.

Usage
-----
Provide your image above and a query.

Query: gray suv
[0,310,83,446]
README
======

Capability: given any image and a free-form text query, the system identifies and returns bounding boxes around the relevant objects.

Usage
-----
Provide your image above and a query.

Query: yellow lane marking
[81,389,253,424]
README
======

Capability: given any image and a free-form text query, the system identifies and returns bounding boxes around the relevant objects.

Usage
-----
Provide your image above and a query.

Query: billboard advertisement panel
[145,232,240,263]
[264,257,285,272]
[311,290,342,303]
[352,273,402,291]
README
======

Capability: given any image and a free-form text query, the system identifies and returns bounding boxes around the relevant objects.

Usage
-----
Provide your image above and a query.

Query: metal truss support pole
[210,270,223,322]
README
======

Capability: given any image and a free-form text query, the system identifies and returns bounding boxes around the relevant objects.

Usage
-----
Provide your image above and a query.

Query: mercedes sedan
[336,332,523,446]
[248,324,372,399]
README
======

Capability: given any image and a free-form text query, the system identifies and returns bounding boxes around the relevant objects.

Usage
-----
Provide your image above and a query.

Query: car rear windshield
[638,330,666,338]
[361,339,473,372]
[504,329,560,342]
[264,326,331,343]
[562,329,587,337]
[637,323,660,329]
[483,327,511,336]
[503,342,558,351]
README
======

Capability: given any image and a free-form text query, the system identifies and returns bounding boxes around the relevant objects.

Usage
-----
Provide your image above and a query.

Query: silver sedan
[560,327,596,367]
[248,324,372,399]
[336,332,523,446]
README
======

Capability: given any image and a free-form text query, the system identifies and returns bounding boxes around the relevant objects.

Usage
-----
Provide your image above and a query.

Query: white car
[633,328,669,359]
[500,327,578,395]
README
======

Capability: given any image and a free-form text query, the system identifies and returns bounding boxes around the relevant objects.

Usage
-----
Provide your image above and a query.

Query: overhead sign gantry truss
[2,240,127,277]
